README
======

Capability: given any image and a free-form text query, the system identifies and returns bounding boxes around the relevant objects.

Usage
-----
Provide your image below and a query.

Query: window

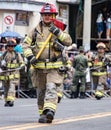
[59,5,68,19]
[15,11,29,26]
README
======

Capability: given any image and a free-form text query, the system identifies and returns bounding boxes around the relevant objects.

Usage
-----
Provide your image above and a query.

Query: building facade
[0,0,46,37]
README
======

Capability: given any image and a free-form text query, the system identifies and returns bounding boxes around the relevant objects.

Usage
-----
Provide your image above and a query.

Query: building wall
[0,6,42,37]
[0,1,70,38]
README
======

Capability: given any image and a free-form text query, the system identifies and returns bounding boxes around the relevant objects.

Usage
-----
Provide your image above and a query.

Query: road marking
[0,112,111,130]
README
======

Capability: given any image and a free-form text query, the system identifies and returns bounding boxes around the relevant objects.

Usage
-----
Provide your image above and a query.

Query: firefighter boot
[79,92,86,99]
[38,114,48,123]
[70,91,78,99]
[46,110,54,123]
[4,101,14,107]
[38,110,54,123]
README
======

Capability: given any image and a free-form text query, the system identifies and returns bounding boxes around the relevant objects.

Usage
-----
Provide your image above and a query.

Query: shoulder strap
[14,51,19,63]
[2,51,7,59]
[31,28,38,46]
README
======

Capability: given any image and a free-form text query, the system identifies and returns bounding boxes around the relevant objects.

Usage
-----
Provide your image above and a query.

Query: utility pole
[83,0,92,51]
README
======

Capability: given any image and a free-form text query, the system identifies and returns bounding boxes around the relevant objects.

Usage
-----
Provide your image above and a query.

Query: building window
[59,5,68,19]
[15,12,29,26]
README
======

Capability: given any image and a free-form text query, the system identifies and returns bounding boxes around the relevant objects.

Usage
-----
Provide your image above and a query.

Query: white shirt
[96,13,103,23]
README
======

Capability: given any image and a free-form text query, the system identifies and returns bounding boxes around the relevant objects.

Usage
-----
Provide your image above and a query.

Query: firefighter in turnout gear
[0,39,25,106]
[91,42,111,100]
[71,46,88,99]
[22,3,72,123]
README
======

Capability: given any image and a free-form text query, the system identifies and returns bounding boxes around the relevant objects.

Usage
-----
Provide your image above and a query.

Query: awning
[56,0,80,4]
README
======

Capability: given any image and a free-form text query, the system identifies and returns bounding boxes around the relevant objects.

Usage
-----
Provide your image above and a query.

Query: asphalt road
[0,97,111,130]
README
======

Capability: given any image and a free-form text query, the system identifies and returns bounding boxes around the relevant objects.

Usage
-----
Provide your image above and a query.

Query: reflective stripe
[58,32,65,41]
[0,76,5,80]
[6,96,15,101]
[1,74,20,80]
[88,62,92,67]
[66,60,71,68]
[7,63,19,69]
[15,74,20,79]
[34,61,64,69]
[44,103,56,111]
[95,91,104,97]
[37,42,53,48]
[38,109,43,115]
[24,36,32,45]
[9,74,14,80]
[57,92,63,98]
[92,72,106,76]
[94,61,103,66]
[24,48,33,57]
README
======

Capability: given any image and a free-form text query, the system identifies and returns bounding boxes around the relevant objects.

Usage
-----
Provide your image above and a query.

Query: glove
[1,60,7,70]
[30,56,38,66]
[49,25,60,36]
[20,65,25,70]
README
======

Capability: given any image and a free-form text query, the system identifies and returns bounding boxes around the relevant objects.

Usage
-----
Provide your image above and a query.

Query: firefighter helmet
[96,42,106,49]
[7,38,16,46]
[40,3,58,15]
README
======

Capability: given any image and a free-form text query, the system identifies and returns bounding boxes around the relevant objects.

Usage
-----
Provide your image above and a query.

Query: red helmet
[40,3,58,15]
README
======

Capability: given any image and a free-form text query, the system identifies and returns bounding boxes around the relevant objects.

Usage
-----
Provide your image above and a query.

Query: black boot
[4,101,14,107]
[38,114,47,123]
[79,92,86,99]
[46,110,54,123]
[38,110,54,123]
[70,91,78,99]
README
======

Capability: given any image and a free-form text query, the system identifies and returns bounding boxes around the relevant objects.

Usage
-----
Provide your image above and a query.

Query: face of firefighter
[97,47,105,55]
[7,45,14,52]
[42,14,54,25]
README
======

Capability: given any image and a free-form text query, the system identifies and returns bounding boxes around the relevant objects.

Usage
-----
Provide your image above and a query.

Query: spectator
[14,38,23,54]
[96,10,104,39]
[106,13,111,39]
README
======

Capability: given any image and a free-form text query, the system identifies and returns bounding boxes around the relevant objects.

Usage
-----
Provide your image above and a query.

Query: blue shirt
[14,44,23,54]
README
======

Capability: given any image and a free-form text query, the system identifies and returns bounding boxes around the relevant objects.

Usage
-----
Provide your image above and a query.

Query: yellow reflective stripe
[9,75,14,80]
[95,91,104,96]
[92,72,106,76]
[34,61,63,69]
[24,48,33,57]
[94,62,103,66]
[88,62,92,67]
[66,60,71,68]
[0,76,5,80]
[37,42,53,48]
[44,103,56,111]
[6,96,15,101]
[7,63,19,68]
[24,36,32,45]
[58,32,65,41]
[15,74,19,79]
[38,109,43,115]
[57,92,63,98]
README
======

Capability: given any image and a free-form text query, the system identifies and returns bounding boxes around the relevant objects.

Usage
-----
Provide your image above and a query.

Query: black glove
[49,25,60,36]
[30,56,38,66]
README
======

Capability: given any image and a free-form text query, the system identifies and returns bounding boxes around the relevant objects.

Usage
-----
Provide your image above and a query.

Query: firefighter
[91,42,111,99]
[71,46,88,99]
[0,39,25,106]
[22,3,72,123]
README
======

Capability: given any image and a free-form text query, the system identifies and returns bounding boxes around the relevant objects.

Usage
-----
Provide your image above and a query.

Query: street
[0,97,111,130]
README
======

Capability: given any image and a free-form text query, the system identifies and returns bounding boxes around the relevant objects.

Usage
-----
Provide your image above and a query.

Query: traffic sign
[4,15,13,25]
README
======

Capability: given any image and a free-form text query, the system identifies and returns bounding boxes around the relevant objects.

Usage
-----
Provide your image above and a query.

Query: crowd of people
[0,3,111,124]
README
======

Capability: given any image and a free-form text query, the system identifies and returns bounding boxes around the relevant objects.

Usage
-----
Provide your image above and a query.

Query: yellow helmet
[96,42,106,49]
